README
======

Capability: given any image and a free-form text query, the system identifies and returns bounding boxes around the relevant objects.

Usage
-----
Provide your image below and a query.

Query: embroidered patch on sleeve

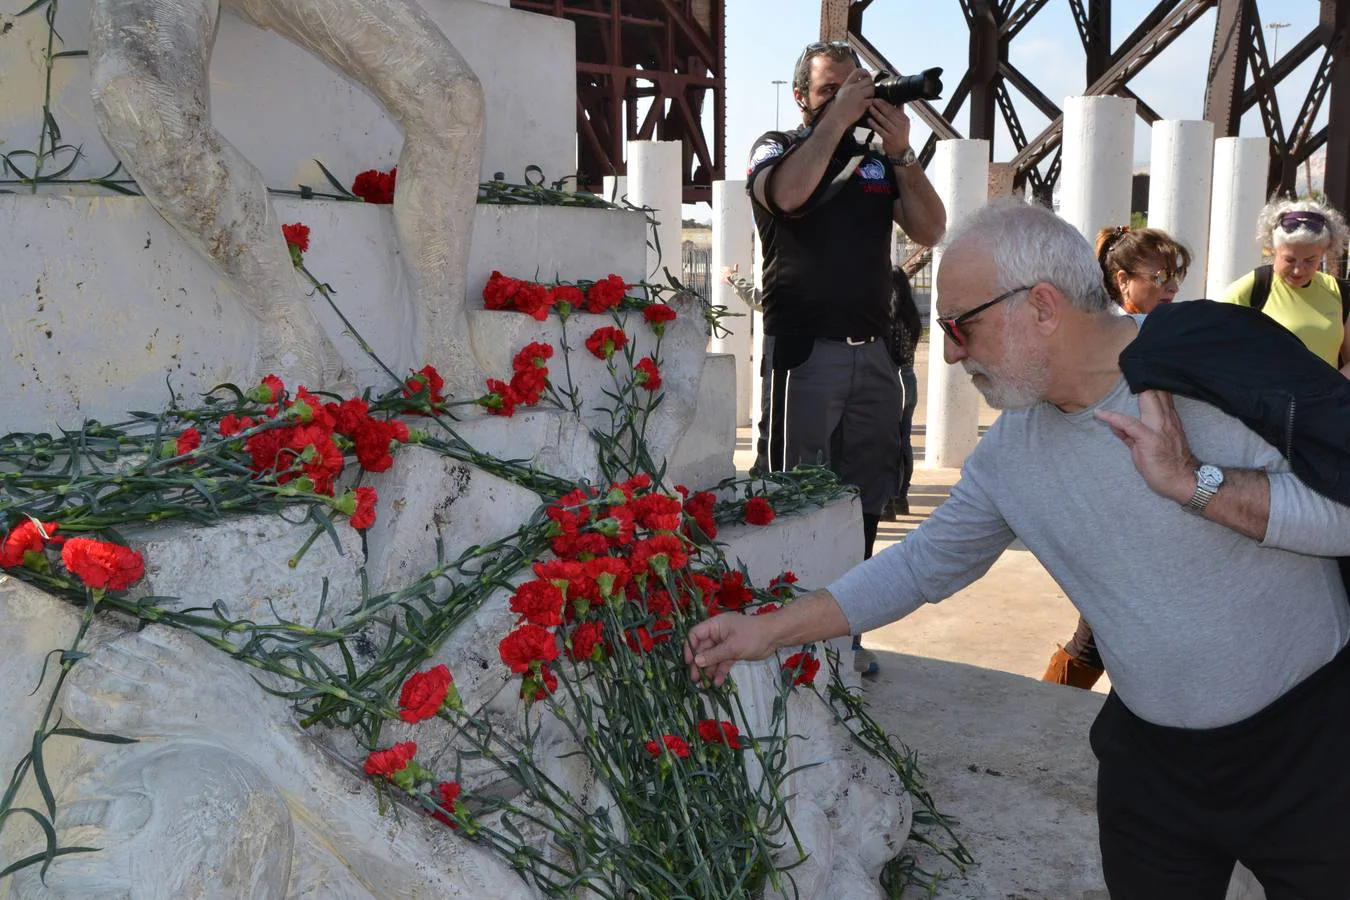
[747,141,785,176]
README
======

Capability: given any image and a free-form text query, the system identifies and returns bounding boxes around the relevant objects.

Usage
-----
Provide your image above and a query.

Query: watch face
[1197,464,1224,489]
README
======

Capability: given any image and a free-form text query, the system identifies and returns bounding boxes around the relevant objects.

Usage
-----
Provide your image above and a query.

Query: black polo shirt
[746,127,898,340]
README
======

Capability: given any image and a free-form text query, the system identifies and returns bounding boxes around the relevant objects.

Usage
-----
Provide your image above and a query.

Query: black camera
[854,67,944,130]
[874,67,944,105]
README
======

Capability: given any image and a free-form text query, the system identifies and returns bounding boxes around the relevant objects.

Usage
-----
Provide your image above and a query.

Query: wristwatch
[1184,464,1224,514]
[888,147,918,167]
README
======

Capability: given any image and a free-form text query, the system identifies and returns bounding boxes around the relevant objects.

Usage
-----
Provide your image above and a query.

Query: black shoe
[881,499,899,522]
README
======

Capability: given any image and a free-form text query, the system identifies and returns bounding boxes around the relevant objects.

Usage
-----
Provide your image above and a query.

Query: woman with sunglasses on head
[1220,198,1350,376]
[1042,225,1193,690]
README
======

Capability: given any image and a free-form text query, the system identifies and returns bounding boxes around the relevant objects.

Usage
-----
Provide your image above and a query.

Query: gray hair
[1257,196,1348,259]
[941,198,1113,313]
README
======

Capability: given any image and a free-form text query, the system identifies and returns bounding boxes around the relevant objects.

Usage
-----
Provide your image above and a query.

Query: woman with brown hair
[1095,225,1192,314]
[1042,225,1193,690]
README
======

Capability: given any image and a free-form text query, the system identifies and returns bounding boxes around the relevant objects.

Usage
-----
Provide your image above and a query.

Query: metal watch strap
[1185,469,1220,513]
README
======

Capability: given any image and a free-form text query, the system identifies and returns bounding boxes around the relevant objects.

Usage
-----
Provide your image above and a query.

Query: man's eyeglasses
[1279,211,1327,235]
[936,286,1034,347]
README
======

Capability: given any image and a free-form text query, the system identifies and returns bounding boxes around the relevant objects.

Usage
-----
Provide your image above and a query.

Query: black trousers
[1090,642,1350,899]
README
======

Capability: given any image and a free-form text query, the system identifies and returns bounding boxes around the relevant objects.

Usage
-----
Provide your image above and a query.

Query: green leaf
[15,0,53,17]
[0,845,99,879]
[48,727,138,745]
[52,50,89,59]
[312,159,356,198]
[31,732,56,819]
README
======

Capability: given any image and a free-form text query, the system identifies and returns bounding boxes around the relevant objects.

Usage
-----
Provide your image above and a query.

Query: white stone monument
[1059,95,1136,241]
[1147,120,1215,301]
[0,1,917,895]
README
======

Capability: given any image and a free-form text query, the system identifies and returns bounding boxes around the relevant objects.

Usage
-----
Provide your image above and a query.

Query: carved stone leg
[89,0,343,388]
[228,0,487,399]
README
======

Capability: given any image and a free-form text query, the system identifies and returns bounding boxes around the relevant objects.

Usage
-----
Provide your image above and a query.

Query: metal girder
[1324,0,1350,212]
[513,0,725,204]
[1008,0,1215,175]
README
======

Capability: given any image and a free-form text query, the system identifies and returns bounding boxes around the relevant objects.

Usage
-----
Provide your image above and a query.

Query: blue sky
[688,0,1325,217]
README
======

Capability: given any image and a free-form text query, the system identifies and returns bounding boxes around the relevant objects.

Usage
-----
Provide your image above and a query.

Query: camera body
[854,67,944,130]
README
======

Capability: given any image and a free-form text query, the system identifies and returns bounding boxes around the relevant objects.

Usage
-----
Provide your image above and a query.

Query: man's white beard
[961,320,1049,410]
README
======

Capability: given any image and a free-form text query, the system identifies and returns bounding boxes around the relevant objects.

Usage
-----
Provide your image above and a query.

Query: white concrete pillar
[750,231,765,458]
[710,180,755,426]
[628,141,684,281]
[601,175,628,204]
[1206,136,1271,300]
[1059,95,1136,242]
[1147,120,1215,301]
[924,139,990,469]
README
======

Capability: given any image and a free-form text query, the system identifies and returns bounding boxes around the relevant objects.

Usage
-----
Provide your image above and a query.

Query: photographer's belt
[819,335,878,346]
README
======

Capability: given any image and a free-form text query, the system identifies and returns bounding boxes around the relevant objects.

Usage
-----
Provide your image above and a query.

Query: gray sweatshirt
[828,376,1350,728]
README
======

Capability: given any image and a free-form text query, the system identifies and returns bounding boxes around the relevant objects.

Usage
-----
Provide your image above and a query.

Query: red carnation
[769,571,799,598]
[350,486,378,530]
[479,379,518,417]
[629,534,689,577]
[61,537,145,591]
[552,283,584,315]
[499,624,560,673]
[483,271,522,311]
[0,520,59,569]
[642,303,677,335]
[351,167,397,204]
[363,741,417,778]
[782,651,820,686]
[585,326,629,361]
[259,374,286,403]
[175,426,201,457]
[282,224,310,267]
[716,570,753,611]
[585,274,629,314]
[432,781,461,828]
[403,365,446,408]
[682,489,718,540]
[697,719,742,749]
[398,664,453,724]
[754,602,780,616]
[510,579,566,628]
[509,365,548,406]
[219,414,255,437]
[521,663,559,702]
[634,357,662,391]
[514,342,554,371]
[567,620,608,662]
[644,734,691,759]
[744,497,775,526]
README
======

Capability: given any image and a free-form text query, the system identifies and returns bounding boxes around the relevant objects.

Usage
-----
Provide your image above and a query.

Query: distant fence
[681,244,712,301]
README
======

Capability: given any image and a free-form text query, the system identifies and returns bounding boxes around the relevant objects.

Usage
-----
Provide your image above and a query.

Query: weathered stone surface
[665,351,737,490]
[362,448,544,596]
[0,620,537,900]
[450,409,605,487]
[128,513,365,636]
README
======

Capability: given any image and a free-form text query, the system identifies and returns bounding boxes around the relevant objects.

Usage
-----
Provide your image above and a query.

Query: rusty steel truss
[823,0,1350,212]
[510,0,725,205]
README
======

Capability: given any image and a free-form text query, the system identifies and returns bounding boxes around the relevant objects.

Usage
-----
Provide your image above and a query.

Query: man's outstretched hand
[684,613,776,686]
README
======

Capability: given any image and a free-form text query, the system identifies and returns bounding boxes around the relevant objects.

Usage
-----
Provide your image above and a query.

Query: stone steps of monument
[0,194,657,431]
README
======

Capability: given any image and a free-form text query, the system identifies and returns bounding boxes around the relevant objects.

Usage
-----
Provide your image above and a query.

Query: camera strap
[816,152,867,208]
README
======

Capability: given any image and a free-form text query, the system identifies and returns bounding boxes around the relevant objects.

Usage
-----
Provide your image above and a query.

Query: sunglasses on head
[936,285,1034,347]
[1279,211,1327,235]
[795,40,860,71]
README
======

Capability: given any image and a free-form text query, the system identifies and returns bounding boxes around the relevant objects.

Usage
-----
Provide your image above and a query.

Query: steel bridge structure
[512,1,1349,212]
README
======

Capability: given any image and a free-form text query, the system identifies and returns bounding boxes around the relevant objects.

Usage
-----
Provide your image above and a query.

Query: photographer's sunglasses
[935,286,1033,347]
[795,40,861,72]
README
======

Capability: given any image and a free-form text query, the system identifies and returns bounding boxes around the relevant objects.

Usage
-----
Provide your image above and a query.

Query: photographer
[747,39,945,675]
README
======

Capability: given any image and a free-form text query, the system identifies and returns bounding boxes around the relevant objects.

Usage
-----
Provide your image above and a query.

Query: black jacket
[1120,300,1350,505]
[1119,300,1350,593]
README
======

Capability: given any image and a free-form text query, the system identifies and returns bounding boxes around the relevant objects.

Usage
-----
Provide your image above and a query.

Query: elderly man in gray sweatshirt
[686,199,1350,898]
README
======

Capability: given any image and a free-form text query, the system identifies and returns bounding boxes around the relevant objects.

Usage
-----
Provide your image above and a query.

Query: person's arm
[752,68,875,215]
[686,445,1016,685]
[1096,390,1350,555]
[865,100,946,246]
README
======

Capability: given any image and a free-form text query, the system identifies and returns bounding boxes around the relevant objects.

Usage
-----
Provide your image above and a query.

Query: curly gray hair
[1257,197,1349,259]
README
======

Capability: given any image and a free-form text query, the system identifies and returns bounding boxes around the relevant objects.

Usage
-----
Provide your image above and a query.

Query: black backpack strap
[1337,278,1350,323]
[1251,264,1273,312]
